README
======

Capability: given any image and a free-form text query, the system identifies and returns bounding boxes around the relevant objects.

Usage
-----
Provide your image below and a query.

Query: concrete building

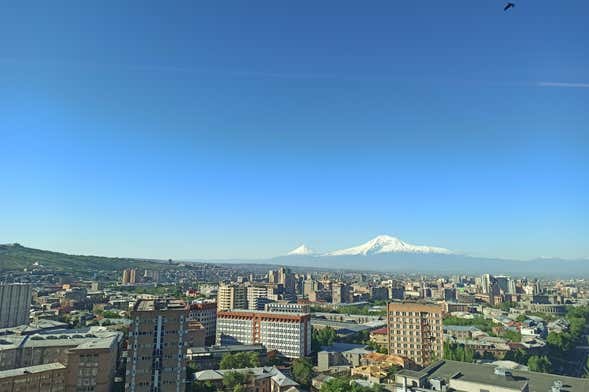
[247,285,271,311]
[0,327,121,369]
[332,283,352,304]
[0,283,32,328]
[317,343,371,371]
[188,301,217,345]
[216,310,312,358]
[369,327,388,350]
[387,302,444,367]
[265,302,310,314]
[395,360,589,392]
[216,283,247,311]
[303,279,316,298]
[65,335,121,392]
[0,363,66,392]
[121,269,137,285]
[0,327,122,391]
[125,299,189,392]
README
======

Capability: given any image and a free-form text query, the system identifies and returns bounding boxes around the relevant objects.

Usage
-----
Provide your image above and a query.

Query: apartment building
[216,310,312,358]
[246,285,271,311]
[332,283,352,304]
[0,363,66,392]
[386,302,444,367]
[216,283,247,311]
[0,283,32,328]
[0,328,121,392]
[65,335,120,392]
[188,301,217,345]
[125,299,189,392]
[121,269,137,285]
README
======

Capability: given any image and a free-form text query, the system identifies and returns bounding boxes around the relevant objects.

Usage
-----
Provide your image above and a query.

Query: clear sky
[0,1,587,260]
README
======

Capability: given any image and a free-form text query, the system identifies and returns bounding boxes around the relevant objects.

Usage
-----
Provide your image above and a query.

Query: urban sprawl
[1,262,589,392]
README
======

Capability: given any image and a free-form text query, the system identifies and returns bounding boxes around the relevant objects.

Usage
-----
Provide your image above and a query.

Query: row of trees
[443,315,498,334]
[219,352,260,370]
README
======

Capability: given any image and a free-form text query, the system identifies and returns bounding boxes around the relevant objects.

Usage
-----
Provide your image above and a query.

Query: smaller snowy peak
[287,244,316,256]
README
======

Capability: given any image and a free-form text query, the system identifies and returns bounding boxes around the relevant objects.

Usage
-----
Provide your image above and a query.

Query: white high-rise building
[0,283,32,328]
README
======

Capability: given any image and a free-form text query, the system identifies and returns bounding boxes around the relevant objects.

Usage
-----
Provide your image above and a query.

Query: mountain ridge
[2,242,589,278]
[321,234,453,256]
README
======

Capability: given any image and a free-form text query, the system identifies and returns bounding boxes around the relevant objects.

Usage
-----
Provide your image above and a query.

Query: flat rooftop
[135,299,187,312]
[218,309,309,317]
[397,360,589,391]
[0,363,66,379]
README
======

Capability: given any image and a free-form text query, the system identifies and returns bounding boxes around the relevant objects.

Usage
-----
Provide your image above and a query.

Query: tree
[547,332,573,352]
[292,358,313,387]
[504,348,529,365]
[222,371,250,390]
[527,355,552,373]
[516,314,527,323]
[500,301,516,312]
[246,351,260,367]
[444,342,475,363]
[191,381,215,392]
[219,352,260,370]
[320,377,383,392]
[312,327,338,351]
[502,330,522,343]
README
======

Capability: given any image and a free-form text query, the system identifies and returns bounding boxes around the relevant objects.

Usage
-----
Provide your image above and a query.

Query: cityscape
[1,243,589,391]
[1,1,588,392]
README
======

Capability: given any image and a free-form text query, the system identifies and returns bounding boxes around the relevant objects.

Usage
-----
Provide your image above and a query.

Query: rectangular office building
[216,310,311,358]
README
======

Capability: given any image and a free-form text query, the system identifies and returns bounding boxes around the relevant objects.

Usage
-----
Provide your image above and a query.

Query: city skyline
[1,1,588,261]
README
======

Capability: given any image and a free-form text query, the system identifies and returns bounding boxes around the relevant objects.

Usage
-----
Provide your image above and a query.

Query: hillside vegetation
[0,243,166,272]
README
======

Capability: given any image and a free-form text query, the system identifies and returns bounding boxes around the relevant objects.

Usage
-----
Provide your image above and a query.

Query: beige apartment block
[387,302,444,367]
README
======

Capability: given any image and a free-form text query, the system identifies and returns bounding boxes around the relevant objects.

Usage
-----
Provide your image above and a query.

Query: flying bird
[504,2,515,11]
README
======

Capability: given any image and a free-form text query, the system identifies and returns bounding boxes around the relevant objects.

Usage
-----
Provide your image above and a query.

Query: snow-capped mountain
[323,235,453,256]
[287,244,316,256]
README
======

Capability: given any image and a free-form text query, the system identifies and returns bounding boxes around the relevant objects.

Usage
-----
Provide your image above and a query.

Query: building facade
[125,299,189,392]
[0,283,32,328]
[0,363,66,392]
[121,269,137,285]
[216,283,247,311]
[188,301,217,346]
[264,302,310,314]
[386,302,444,367]
[246,286,271,311]
[216,310,311,358]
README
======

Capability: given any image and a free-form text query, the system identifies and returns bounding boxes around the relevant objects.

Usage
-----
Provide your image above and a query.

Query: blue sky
[0,1,587,260]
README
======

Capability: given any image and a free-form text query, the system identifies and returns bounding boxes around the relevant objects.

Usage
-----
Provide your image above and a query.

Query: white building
[216,310,311,358]
[265,302,310,314]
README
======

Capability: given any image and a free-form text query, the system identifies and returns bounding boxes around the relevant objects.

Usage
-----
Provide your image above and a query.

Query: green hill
[0,243,167,272]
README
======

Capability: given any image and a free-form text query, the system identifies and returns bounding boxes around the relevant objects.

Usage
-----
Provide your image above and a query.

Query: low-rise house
[369,327,388,349]
[194,366,300,392]
[443,325,480,340]
[547,318,570,334]
[317,343,372,371]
